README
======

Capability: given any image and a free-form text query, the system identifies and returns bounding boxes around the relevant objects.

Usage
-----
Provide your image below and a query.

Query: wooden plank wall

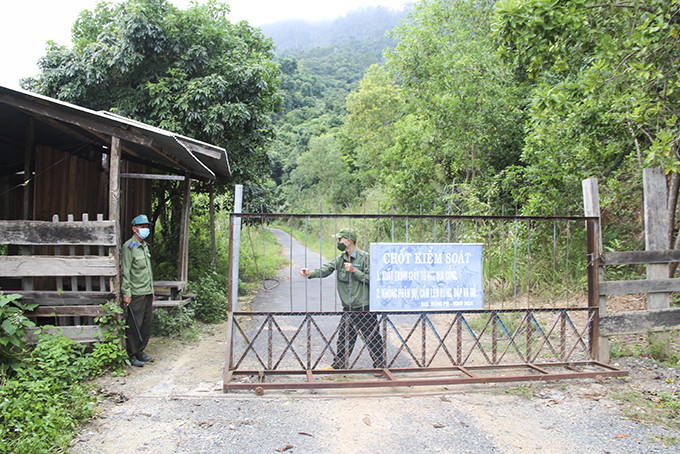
[0,216,117,343]
[33,145,106,222]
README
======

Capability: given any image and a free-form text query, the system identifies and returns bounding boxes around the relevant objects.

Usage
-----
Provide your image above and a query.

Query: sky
[0,0,409,89]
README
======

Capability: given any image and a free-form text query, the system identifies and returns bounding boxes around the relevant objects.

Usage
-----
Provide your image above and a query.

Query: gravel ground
[69,229,680,453]
[68,321,679,454]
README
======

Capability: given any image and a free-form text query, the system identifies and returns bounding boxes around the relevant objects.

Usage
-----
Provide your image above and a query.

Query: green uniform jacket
[308,248,370,309]
[121,236,154,298]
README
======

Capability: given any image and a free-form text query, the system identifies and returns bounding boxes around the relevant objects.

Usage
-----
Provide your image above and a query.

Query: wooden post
[23,117,35,220]
[178,174,191,282]
[210,183,216,265]
[582,177,608,362]
[644,168,671,310]
[109,137,121,301]
[21,117,34,289]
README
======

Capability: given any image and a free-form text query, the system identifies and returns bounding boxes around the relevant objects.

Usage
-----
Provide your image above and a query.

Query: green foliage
[613,387,680,433]
[26,0,281,185]
[647,331,680,367]
[89,301,129,374]
[25,0,282,286]
[0,334,97,454]
[381,0,526,212]
[190,272,229,324]
[494,0,680,215]
[152,305,198,339]
[0,293,38,380]
[270,30,398,210]
[239,224,289,293]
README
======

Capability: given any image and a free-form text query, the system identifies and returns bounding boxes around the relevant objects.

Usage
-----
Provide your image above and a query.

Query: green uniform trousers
[126,294,153,357]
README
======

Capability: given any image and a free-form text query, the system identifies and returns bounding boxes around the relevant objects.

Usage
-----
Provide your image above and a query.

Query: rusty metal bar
[224,361,627,392]
[234,212,595,222]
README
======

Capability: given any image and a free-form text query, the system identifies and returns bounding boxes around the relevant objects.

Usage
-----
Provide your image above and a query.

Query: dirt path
[69,232,680,454]
[69,322,679,454]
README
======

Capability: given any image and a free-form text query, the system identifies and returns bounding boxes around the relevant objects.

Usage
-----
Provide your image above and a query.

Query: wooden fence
[584,171,680,363]
[0,214,117,343]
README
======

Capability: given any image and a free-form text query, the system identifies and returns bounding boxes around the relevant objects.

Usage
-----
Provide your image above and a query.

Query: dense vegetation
[4,0,679,450]
[271,0,678,260]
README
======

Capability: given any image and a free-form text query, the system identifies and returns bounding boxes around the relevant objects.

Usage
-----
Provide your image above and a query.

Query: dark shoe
[136,352,154,362]
[129,357,145,367]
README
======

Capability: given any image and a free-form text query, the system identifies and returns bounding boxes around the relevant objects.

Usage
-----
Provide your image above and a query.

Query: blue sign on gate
[370,243,484,311]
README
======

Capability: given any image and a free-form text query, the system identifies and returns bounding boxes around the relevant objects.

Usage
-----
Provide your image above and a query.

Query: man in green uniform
[300,228,384,371]
[121,214,155,367]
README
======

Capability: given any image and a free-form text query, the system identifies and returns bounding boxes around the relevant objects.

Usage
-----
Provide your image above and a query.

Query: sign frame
[369,242,484,311]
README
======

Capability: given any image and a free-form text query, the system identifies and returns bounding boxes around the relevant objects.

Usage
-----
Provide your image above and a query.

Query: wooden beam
[210,183,216,264]
[28,305,105,317]
[0,256,116,277]
[23,116,35,220]
[228,184,243,312]
[582,177,607,362]
[0,93,154,147]
[109,136,121,298]
[602,249,680,265]
[599,278,680,295]
[600,308,680,335]
[121,173,185,181]
[32,112,104,147]
[25,325,102,344]
[13,291,115,305]
[177,175,191,282]
[153,298,192,308]
[0,220,116,245]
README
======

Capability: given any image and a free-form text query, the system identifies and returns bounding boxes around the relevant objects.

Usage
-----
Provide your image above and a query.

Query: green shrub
[0,293,38,380]
[152,305,198,339]
[90,301,128,374]
[190,272,229,324]
[0,333,97,454]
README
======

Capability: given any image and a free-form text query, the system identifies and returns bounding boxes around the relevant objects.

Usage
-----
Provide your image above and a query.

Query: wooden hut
[0,86,230,342]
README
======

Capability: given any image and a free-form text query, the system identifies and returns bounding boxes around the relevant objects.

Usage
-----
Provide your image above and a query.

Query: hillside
[258,6,411,207]
[261,5,410,54]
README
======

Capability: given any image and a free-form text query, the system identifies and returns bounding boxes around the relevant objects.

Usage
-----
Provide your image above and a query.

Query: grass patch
[611,387,680,435]
[504,383,539,399]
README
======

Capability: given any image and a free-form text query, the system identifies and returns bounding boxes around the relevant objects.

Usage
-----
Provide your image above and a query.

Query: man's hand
[344,262,356,273]
[123,297,132,306]
[300,268,311,278]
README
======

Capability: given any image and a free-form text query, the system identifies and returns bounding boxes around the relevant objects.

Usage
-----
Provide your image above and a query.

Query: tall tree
[24,0,281,185]
[339,64,406,191]
[383,0,526,212]
[494,0,680,227]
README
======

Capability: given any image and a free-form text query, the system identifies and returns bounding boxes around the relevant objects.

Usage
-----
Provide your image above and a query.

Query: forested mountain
[264,0,679,261]
[261,6,410,53]
[260,6,411,210]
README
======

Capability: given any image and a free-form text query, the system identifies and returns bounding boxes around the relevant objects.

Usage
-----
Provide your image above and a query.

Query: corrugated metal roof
[0,85,230,181]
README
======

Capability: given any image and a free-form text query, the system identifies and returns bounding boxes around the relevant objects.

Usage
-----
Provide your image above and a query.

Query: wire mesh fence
[237,212,593,313]
[229,309,595,373]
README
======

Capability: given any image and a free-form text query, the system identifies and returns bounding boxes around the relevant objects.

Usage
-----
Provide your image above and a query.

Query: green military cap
[335,228,357,242]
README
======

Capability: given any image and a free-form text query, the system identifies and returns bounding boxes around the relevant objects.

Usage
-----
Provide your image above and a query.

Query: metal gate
[223,205,625,392]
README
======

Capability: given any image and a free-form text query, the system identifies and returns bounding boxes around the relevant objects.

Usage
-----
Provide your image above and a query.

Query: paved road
[250,228,343,313]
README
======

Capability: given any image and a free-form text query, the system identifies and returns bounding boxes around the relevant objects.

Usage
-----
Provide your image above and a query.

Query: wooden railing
[0,214,118,342]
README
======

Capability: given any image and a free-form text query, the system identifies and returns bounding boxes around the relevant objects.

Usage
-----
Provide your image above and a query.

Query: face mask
[137,228,150,240]
[337,242,347,252]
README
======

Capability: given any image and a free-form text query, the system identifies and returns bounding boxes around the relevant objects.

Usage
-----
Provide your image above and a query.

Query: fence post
[228,184,243,312]
[224,185,243,379]
[643,168,671,310]
[582,177,607,362]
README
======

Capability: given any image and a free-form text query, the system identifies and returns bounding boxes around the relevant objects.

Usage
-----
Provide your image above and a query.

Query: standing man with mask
[121,214,155,367]
[300,229,384,372]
